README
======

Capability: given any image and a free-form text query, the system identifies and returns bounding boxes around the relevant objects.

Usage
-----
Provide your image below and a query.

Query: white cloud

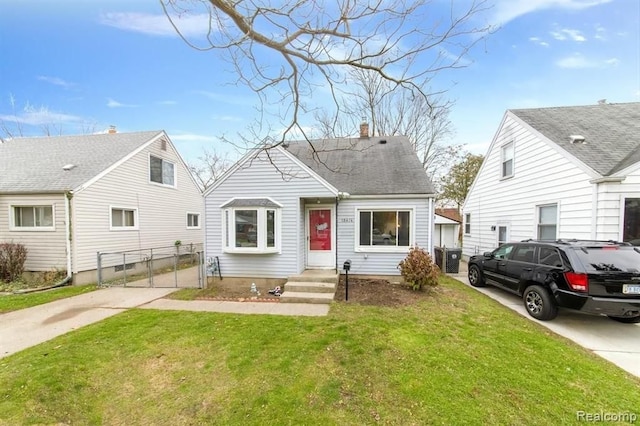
[99,12,213,37]
[0,104,81,126]
[550,29,587,42]
[37,75,75,89]
[594,24,606,40]
[529,37,550,47]
[106,98,138,108]
[491,0,613,26]
[556,53,619,68]
[158,100,177,105]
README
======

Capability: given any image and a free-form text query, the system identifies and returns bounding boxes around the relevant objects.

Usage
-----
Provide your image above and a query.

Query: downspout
[335,196,339,272]
[14,192,73,294]
[428,197,434,255]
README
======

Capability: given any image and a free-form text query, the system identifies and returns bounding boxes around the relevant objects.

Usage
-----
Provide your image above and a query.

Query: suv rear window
[572,247,640,272]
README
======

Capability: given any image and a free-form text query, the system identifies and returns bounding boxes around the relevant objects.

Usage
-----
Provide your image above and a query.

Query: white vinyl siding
[71,135,203,272]
[205,148,336,278]
[463,113,595,258]
[0,194,67,271]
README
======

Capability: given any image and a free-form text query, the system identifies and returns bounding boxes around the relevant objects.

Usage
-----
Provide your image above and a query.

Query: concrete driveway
[0,287,176,359]
[453,274,640,379]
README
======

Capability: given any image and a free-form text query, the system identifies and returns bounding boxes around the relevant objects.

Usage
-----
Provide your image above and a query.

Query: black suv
[467,240,640,322]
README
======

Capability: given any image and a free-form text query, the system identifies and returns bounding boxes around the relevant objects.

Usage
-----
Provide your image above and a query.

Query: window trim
[536,203,558,240]
[222,206,281,254]
[500,141,514,179]
[620,195,640,244]
[354,207,414,253]
[186,212,201,229]
[109,206,139,231]
[464,213,471,235]
[9,204,56,231]
[148,153,177,188]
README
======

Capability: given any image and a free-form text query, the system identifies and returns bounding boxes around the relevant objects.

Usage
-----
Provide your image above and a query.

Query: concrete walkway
[0,287,176,359]
[451,271,640,379]
[1,272,330,358]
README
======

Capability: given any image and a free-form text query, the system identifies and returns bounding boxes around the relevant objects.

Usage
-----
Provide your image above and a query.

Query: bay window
[222,198,281,253]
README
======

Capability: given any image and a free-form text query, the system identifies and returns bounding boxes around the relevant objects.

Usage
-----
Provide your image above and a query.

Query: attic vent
[62,164,76,171]
[569,135,586,144]
[160,139,167,151]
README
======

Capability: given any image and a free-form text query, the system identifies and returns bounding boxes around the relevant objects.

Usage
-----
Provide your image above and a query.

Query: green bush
[398,246,440,291]
[0,243,28,283]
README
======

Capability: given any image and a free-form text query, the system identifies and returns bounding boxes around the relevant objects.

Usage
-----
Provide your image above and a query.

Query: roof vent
[569,135,586,144]
[379,139,387,144]
[63,164,77,171]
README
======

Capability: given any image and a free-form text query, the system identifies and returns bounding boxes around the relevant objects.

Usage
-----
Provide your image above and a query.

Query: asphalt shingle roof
[284,135,435,195]
[0,131,162,192]
[510,102,640,176]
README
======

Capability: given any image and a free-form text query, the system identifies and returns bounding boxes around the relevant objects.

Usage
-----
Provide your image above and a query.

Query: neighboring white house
[462,102,640,258]
[434,208,461,248]
[204,125,436,280]
[0,130,204,284]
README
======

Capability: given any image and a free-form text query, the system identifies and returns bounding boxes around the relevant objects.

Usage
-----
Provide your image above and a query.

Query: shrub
[398,246,440,291]
[0,243,28,283]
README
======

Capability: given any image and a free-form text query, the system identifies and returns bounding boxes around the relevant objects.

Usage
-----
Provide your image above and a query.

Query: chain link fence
[97,243,205,288]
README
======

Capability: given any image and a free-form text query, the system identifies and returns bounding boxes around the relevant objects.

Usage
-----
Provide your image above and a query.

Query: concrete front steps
[280,269,338,304]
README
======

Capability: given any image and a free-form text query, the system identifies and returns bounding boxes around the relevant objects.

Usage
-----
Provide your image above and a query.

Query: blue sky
[0,0,638,164]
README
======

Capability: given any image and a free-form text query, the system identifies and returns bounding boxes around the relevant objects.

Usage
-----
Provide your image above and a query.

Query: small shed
[434,208,461,248]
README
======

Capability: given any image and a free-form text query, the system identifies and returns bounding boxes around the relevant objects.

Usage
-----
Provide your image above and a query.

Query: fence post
[97,252,102,286]
[123,253,127,287]
[174,253,178,287]
[149,248,154,287]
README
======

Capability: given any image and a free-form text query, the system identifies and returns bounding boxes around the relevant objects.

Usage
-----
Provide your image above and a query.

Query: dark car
[468,239,640,322]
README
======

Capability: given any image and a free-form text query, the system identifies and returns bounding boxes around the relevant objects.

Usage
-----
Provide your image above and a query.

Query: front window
[222,199,281,253]
[149,155,175,186]
[358,210,411,249]
[537,204,557,240]
[464,213,471,235]
[187,213,200,229]
[623,198,640,245]
[12,205,54,230]
[111,207,137,230]
[501,142,514,178]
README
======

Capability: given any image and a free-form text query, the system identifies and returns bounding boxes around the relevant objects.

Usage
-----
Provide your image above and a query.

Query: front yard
[0,276,638,425]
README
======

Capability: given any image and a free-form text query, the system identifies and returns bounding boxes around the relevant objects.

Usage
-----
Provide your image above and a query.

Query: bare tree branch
[162,0,495,150]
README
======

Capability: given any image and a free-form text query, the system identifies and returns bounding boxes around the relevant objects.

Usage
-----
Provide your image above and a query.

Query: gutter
[16,191,74,293]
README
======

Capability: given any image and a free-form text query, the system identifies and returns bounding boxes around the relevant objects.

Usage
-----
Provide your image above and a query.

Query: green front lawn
[0,276,637,425]
[0,284,96,314]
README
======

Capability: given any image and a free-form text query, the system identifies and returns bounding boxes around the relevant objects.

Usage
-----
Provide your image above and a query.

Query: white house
[463,102,640,258]
[0,130,204,284]
[204,125,436,282]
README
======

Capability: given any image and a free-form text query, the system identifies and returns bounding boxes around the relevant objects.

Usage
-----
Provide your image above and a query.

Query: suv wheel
[607,315,640,324]
[468,265,485,287]
[523,285,558,321]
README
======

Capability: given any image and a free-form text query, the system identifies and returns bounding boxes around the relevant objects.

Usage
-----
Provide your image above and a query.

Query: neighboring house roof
[0,130,163,192]
[435,208,461,223]
[510,102,640,176]
[284,136,435,195]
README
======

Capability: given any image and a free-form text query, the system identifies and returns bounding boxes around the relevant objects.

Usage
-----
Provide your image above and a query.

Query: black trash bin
[444,248,462,273]
[433,246,443,269]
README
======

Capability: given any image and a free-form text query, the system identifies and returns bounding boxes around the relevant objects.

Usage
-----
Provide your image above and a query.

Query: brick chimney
[108,125,117,134]
[359,121,369,138]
